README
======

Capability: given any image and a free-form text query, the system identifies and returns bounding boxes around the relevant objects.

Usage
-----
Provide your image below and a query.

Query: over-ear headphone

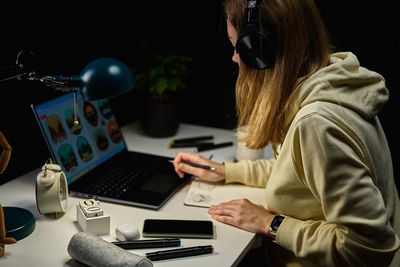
[236,0,276,69]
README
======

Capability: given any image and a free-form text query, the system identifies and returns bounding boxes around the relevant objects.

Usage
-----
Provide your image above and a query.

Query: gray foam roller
[67,232,153,267]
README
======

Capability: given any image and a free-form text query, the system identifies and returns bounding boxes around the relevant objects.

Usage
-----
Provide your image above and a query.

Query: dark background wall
[1,1,398,191]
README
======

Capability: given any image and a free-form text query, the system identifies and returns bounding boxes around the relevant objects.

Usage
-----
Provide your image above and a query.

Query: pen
[169,160,216,171]
[171,136,214,145]
[145,245,214,261]
[168,142,215,149]
[111,238,181,249]
[197,142,234,152]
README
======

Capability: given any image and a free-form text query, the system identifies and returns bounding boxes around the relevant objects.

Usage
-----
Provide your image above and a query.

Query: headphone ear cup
[236,31,275,70]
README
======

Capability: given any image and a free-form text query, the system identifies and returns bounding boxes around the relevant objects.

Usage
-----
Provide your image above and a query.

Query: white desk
[0,121,273,267]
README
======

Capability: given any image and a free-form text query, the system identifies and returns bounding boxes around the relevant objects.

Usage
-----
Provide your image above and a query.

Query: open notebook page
[184,178,266,208]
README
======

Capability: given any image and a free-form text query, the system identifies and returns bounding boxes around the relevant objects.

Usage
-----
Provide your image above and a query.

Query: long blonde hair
[223,0,331,149]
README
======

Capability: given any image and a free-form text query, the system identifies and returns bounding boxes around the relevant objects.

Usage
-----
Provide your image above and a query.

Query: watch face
[271,215,285,232]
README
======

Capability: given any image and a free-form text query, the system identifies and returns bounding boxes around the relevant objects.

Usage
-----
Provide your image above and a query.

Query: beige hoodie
[225,52,400,266]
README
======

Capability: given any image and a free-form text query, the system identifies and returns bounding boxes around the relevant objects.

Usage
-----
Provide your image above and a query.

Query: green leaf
[130,42,193,98]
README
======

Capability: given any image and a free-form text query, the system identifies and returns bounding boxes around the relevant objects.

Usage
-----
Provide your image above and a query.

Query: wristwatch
[269,215,285,241]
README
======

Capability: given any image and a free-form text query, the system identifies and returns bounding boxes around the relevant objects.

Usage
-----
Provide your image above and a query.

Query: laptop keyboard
[87,153,165,198]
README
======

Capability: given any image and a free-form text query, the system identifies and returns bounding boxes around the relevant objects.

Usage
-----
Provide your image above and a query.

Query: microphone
[67,231,153,267]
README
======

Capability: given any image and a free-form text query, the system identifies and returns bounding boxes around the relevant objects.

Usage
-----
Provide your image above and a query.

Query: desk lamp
[1,50,135,100]
[0,51,135,247]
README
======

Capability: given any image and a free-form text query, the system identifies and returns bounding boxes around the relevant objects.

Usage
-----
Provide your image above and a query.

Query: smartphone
[142,219,214,239]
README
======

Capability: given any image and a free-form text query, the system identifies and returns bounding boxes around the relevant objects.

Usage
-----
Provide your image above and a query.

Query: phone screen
[142,219,214,239]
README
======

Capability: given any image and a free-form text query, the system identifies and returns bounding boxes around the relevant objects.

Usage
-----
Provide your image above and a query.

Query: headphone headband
[243,0,259,28]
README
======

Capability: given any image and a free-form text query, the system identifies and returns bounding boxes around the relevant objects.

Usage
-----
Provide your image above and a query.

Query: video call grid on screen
[33,92,125,184]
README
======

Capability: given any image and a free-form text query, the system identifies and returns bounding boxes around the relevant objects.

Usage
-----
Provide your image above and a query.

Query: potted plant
[133,42,192,137]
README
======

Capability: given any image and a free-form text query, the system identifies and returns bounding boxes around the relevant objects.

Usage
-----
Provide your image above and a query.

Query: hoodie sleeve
[224,158,275,187]
[276,113,399,266]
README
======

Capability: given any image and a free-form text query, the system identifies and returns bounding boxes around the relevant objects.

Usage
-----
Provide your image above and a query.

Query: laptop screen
[32,92,126,184]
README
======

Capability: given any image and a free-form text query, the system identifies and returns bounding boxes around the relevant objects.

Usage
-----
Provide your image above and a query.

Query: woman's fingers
[172,152,225,182]
[208,199,274,235]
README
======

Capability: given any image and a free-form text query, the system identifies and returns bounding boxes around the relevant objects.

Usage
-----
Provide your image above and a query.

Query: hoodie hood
[296,52,389,121]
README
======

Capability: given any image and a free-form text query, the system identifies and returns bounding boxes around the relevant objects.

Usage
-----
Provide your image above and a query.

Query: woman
[172,0,400,266]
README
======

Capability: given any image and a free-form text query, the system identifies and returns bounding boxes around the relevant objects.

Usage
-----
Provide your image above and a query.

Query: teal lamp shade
[79,58,135,101]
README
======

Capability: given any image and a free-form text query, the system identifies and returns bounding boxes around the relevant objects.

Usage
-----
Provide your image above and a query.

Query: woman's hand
[208,198,276,236]
[172,152,225,182]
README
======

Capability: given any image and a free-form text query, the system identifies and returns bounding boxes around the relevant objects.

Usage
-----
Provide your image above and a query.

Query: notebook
[31,92,190,210]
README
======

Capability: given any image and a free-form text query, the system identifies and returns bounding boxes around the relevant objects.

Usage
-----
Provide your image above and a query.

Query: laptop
[31,92,190,210]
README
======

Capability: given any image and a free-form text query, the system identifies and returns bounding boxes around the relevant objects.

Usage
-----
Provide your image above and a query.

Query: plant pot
[140,99,179,138]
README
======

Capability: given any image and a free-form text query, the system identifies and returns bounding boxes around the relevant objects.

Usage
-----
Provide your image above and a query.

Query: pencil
[169,160,216,171]
[112,238,181,249]
[168,142,215,149]
[197,142,233,152]
[145,245,213,261]
[171,135,214,145]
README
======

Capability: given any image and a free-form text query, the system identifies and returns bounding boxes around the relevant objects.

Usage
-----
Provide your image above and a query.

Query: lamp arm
[0,50,37,86]
[0,63,31,86]
[0,72,30,85]
[33,75,64,86]
[0,50,78,92]
[26,74,81,93]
